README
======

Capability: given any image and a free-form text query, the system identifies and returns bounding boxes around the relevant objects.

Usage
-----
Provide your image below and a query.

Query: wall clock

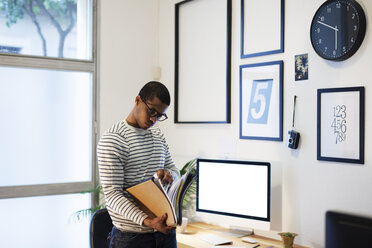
[310,0,366,61]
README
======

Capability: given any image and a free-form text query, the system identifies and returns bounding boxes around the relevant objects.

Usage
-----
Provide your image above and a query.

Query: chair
[90,208,113,248]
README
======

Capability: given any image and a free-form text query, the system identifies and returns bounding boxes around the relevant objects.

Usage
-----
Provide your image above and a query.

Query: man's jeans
[108,226,177,248]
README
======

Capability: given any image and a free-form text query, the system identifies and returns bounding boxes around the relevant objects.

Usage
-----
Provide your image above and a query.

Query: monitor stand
[210,225,254,238]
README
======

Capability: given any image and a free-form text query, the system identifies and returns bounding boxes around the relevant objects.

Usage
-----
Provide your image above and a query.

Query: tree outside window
[0,0,82,58]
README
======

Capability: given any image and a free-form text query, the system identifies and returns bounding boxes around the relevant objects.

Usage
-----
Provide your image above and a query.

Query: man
[97,81,180,248]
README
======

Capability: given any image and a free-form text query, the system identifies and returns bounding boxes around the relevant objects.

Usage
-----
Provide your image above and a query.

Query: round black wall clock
[310,0,366,61]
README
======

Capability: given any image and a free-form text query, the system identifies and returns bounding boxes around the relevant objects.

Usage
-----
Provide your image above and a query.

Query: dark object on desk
[326,211,372,248]
[90,208,113,248]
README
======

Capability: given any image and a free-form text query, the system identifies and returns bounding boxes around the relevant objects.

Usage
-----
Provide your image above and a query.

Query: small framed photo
[317,87,365,164]
[295,53,308,81]
[240,61,283,141]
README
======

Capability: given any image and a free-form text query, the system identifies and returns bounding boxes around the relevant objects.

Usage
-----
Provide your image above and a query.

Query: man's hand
[143,214,175,234]
[157,169,173,185]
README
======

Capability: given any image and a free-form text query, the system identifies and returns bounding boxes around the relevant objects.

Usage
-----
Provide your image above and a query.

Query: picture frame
[241,0,284,58]
[240,61,283,141]
[317,87,365,164]
[295,53,309,81]
[175,0,232,123]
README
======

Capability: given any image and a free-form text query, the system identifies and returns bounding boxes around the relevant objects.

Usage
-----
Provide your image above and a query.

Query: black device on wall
[310,0,366,61]
[326,211,372,247]
[287,95,300,149]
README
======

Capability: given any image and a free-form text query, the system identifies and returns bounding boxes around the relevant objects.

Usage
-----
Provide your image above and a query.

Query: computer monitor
[326,211,372,248]
[196,159,270,225]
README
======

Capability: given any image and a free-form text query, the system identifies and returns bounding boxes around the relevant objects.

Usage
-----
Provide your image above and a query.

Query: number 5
[247,79,273,124]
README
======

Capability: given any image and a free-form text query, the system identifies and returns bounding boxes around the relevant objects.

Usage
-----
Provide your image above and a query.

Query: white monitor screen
[196,159,270,221]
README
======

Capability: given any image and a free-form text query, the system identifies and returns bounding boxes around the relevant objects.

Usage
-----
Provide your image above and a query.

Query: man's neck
[126,112,140,128]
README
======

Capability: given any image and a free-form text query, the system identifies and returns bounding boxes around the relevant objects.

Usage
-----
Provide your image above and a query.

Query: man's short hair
[139,81,171,106]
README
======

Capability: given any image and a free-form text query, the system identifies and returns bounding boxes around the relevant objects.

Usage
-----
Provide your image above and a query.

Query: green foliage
[70,185,105,222]
[0,0,24,27]
[1,0,78,57]
[32,6,40,15]
[45,0,74,13]
[180,158,196,175]
[180,159,197,210]
[0,0,77,27]
[44,0,77,23]
[278,232,297,237]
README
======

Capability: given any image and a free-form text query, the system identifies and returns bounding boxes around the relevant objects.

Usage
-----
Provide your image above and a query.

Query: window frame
[0,0,99,209]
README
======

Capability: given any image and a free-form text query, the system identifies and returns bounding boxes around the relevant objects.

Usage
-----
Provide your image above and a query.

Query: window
[0,0,97,247]
[0,194,91,248]
[0,0,92,59]
[0,67,93,187]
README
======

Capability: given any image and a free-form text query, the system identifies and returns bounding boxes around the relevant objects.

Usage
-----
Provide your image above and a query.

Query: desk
[177,222,308,248]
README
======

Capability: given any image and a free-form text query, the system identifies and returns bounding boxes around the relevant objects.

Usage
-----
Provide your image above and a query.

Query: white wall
[99,0,159,133]
[158,0,372,247]
[100,0,372,247]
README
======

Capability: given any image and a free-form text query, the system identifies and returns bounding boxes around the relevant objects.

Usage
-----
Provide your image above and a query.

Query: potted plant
[278,232,298,248]
[179,159,197,216]
[71,184,105,221]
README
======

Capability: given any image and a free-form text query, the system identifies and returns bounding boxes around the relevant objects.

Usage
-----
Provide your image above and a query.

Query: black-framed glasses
[140,96,168,121]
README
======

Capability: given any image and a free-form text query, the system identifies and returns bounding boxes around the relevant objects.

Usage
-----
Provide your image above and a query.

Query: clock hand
[335,29,338,50]
[317,21,339,31]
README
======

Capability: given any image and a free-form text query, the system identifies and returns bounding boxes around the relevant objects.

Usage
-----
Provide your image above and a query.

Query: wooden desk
[177,222,308,248]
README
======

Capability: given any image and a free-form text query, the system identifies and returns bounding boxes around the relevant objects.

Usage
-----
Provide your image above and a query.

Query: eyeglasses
[140,96,168,121]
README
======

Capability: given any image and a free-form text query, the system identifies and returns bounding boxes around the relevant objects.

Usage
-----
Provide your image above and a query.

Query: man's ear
[135,95,141,105]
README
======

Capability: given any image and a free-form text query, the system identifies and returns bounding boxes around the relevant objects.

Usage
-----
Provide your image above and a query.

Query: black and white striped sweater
[97,120,180,233]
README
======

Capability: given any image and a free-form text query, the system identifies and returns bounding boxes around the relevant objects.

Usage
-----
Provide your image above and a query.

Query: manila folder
[126,179,177,227]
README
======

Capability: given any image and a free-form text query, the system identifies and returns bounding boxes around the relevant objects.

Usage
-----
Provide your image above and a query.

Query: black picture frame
[239,60,283,141]
[241,0,284,58]
[317,87,365,164]
[175,0,232,123]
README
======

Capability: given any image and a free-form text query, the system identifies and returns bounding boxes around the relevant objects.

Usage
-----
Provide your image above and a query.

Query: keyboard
[197,233,232,245]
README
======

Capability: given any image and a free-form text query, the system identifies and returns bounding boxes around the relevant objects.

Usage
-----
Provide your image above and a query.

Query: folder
[126,171,196,227]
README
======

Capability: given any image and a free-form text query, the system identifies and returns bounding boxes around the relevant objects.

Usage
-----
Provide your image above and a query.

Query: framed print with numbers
[317,87,365,164]
[240,61,283,141]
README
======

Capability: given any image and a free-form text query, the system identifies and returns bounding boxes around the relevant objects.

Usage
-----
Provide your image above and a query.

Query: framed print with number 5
[317,87,365,164]
[240,61,283,141]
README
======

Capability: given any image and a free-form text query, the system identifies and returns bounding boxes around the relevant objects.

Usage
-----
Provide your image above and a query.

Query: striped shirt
[97,120,180,233]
